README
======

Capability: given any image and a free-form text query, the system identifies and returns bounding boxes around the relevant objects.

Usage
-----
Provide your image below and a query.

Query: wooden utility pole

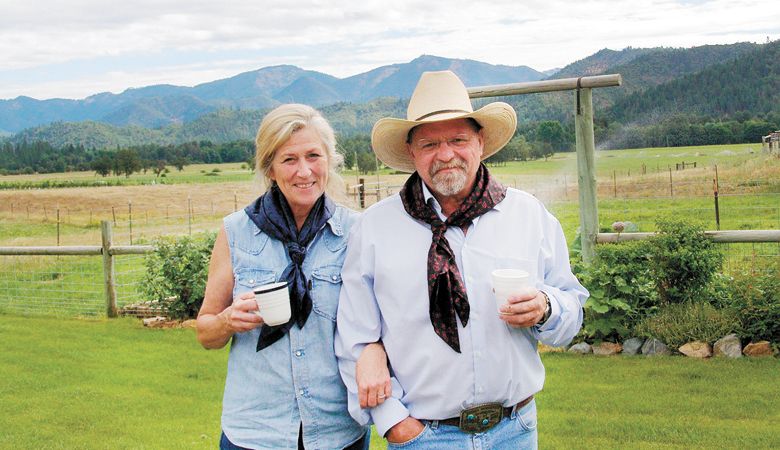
[575,87,599,263]
[101,221,118,317]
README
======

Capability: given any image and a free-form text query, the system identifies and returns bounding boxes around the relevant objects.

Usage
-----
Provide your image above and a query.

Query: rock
[679,341,712,358]
[622,338,645,355]
[642,338,671,356]
[743,341,774,357]
[713,334,742,358]
[142,316,167,327]
[568,342,592,354]
[593,342,622,355]
[180,319,198,329]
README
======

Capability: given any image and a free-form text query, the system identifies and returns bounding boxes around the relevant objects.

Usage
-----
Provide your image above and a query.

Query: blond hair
[254,104,345,199]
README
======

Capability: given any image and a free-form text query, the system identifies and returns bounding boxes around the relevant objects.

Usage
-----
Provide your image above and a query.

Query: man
[336,70,588,449]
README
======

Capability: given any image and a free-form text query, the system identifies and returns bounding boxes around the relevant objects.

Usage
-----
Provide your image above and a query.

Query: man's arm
[532,211,589,346]
[335,218,410,437]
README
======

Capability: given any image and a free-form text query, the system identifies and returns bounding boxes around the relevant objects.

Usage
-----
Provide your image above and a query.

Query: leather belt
[423,395,534,434]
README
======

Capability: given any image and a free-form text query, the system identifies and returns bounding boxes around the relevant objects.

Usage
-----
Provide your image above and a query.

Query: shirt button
[298,389,305,396]
[295,350,303,357]
[331,275,338,281]
[249,279,255,284]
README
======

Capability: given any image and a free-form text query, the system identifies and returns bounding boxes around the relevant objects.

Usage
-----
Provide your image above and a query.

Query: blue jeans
[387,400,538,450]
[220,429,370,450]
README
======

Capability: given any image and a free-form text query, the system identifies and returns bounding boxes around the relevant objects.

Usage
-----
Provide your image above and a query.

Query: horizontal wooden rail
[597,230,780,244]
[468,74,622,98]
[0,245,154,256]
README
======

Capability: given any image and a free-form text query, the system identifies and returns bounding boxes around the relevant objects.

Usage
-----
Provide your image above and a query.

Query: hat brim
[370,102,517,173]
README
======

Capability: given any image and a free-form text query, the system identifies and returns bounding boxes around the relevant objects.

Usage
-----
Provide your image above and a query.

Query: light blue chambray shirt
[221,204,367,450]
[335,183,589,437]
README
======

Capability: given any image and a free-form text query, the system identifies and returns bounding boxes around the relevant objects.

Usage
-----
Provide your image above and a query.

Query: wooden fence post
[128,200,133,245]
[101,220,118,318]
[575,86,598,263]
[358,178,365,209]
[56,206,61,246]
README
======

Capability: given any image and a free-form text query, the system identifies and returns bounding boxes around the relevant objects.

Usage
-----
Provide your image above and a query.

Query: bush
[141,232,216,319]
[715,263,780,343]
[577,240,659,342]
[647,219,723,304]
[636,302,740,349]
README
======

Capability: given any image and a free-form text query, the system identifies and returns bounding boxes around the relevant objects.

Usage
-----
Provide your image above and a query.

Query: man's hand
[499,288,546,328]
[356,342,392,408]
[385,417,425,444]
[218,292,264,333]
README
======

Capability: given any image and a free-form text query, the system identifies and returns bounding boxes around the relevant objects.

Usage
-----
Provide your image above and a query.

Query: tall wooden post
[575,87,598,263]
[101,221,118,317]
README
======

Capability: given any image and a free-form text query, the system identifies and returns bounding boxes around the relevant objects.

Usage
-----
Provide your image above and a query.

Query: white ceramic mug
[253,281,291,326]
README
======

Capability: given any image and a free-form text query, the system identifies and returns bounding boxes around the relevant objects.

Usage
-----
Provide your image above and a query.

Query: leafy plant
[647,219,723,304]
[636,302,739,349]
[141,232,216,319]
[715,263,780,343]
[576,239,658,342]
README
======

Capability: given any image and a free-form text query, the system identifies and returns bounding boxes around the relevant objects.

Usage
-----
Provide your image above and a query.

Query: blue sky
[1,0,778,100]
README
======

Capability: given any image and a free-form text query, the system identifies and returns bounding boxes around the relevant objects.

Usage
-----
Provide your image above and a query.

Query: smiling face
[269,126,329,224]
[407,118,484,201]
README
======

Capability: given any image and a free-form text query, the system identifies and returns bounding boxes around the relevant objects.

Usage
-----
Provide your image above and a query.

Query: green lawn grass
[0,315,777,449]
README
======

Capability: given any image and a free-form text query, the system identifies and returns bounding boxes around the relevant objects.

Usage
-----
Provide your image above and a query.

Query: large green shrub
[714,263,780,343]
[576,239,659,342]
[636,302,740,349]
[647,219,723,304]
[141,232,216,320]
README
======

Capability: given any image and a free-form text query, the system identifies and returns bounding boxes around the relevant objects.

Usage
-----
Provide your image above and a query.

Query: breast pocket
[309,264,342,321]
[234,268,278,294]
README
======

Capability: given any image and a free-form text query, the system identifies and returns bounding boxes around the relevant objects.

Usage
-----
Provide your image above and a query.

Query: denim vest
[221,204,365,450]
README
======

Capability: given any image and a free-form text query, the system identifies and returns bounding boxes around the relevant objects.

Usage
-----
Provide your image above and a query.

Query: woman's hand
[356,342,392,408]
[219,292,265,333]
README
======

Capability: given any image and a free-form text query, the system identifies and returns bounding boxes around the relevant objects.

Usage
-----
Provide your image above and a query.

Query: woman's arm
[196,225,263,349]
[356,342,392,408]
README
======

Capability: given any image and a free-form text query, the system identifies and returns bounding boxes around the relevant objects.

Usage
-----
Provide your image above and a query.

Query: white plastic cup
[253,282,291,326]
[490,269,531,312]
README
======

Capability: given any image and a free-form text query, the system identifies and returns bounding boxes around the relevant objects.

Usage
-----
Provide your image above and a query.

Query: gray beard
[430,166,467,196]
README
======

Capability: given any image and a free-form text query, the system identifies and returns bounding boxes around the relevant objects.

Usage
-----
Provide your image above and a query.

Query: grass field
[0,315,777,449]
[0,144,778,317]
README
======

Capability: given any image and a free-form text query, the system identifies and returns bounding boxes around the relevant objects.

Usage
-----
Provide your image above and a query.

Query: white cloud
[0,0,778,98]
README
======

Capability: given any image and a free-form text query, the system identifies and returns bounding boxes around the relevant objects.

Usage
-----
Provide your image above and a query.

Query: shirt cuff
[370,397,410,437]
[535,290,557,332]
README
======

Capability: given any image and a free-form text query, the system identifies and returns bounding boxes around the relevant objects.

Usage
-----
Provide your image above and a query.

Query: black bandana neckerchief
[244,184,334,351]
[399,163,507,352]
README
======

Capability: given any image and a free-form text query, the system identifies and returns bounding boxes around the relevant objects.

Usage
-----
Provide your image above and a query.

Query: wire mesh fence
[0,156,778,318]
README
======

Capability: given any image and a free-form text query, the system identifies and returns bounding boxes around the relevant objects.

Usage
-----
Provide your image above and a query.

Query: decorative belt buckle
[458,402,503,433]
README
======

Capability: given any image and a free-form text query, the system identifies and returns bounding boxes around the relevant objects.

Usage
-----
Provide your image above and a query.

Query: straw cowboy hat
[371,70,517,173]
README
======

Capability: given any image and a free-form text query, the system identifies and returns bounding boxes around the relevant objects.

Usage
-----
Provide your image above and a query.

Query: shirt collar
[419,178,505,220]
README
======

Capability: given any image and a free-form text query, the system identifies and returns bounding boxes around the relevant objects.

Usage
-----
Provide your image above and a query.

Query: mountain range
[0,55,543,134]
[4,41,778,149]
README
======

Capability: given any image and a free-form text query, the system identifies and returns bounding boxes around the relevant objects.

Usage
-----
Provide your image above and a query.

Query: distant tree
[115,149,142,178]
[92,156,113,177]
[172,156,189,172]
[537,121,567,152]
[357,152,377,174]
[531,141,555,161]
[152,160,167,177]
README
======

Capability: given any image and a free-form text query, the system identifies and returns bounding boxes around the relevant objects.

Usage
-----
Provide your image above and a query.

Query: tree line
[0,140,255,176]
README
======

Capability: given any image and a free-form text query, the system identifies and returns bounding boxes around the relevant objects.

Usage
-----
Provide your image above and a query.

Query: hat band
[413,109,471,121]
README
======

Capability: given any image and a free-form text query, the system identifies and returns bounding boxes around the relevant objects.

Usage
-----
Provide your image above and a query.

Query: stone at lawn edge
[593,342,622,355]
[180,319,198,329]
[642,338,671,356]
[143,316,167,327]
[743,341,774,357]
[622,338,645,355]
[713,334,742,358]
[568,342,592,354]
[679,341,712,358]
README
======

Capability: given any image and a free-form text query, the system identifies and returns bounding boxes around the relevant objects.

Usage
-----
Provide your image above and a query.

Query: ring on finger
[378,393,386,399]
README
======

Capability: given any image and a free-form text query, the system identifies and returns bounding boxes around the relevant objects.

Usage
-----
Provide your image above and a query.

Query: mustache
[430,158,467,176]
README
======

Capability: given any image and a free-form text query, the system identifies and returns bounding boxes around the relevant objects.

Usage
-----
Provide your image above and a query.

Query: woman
[197,104,386,450]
